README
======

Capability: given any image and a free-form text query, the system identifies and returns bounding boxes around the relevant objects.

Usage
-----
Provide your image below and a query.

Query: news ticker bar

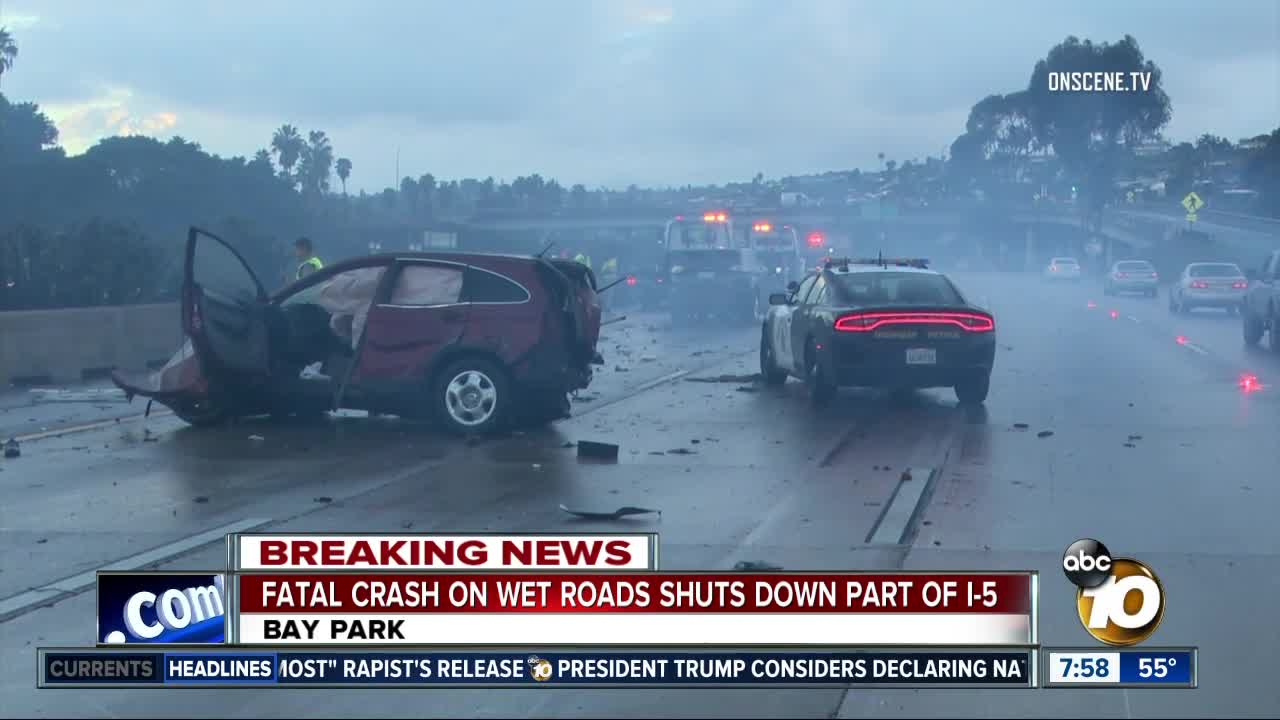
[40,648,1035,689]
[1041,647,1197,688]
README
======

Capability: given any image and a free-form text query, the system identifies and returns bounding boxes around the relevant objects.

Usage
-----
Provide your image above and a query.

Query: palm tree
[297,130,333,196]
[270,124,304,183]
[336,158,352,195]
[0,27,18,86]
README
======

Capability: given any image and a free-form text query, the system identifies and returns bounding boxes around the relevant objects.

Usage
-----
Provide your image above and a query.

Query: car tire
[803,342,834,406]
[433,356,511,435]
[1243,308,1264,347]
[954,373,991,405]
[759,330,788,386]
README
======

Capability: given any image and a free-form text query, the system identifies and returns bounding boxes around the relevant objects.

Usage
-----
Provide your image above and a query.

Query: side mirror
[786,281,799,293]
[768,293,789,306]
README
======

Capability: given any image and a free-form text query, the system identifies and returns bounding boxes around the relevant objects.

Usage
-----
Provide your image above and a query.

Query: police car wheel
[759,331,787,386]
[434,357,510,434]
[955,373,990,405]
[804,344,834,406]
[1243,308,1264,346]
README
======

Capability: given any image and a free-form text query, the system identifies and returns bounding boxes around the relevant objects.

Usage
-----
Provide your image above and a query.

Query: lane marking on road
[866,466,937,545]
[1127,315,1141,323]
[0,517,270,621]
[12,408,174,443]
[635,369,691,393]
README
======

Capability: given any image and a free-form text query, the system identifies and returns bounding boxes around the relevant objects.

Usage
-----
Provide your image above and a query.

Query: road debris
[1124,442,1136,448]
[314,496,334,503]
[666,447,696,455]
[900,470,914,482]
[1012,423,1029,430]
[193,496,210,504]
[143,429,159,442]
[4,438,19,458]
[577,441,620,460]
[733,561,783,572]
[735,385,757,393]
[1128,434,1143,441]
[614,365,630,372]
[36,538,48,544]
[640,355,658,362]
[559,504,660,521]
[248,434,265,444]
[1036,430,1054,438]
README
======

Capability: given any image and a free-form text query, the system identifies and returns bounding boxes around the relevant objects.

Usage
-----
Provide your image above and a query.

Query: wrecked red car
[113,227,603,433]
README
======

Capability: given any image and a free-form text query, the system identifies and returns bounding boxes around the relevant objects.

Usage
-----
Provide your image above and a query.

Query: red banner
[238,573,1032,614]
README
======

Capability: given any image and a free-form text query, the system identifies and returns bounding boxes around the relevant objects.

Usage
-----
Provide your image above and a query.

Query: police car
[759,257,996,405]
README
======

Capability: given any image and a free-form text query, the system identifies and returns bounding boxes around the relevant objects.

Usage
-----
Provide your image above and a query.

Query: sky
[2,0,1277,192]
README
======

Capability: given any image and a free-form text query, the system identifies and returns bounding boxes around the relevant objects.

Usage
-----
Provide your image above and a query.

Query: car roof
[826,264,939,275]
[1186,262,1240,268]
[1115,259,1153,265]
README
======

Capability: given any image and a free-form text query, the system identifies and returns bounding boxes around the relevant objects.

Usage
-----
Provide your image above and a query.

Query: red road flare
[835,312,994,333]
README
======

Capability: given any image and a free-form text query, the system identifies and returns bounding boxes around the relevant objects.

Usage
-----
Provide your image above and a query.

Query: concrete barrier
[0,303,181,385]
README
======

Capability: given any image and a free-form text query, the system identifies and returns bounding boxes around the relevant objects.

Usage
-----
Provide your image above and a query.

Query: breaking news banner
[37,647,1034,689]
[232,572,1036,646]
[230,533,659,571]
[96,572,227,645]
[1041,647,1197,688]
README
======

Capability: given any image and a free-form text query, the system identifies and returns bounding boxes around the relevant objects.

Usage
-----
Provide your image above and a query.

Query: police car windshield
[1189,264,1242,278]
[829,272,963,306]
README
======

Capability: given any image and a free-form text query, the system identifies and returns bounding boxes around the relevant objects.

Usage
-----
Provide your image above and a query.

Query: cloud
[2,0,1275,189]
[0,12,41,30]
[42,87,179,154]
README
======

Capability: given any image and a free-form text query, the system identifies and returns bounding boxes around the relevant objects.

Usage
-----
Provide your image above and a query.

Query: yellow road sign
[1126,191,1135,204]
[1182,192,1204,213]
[1186,212,1198,223]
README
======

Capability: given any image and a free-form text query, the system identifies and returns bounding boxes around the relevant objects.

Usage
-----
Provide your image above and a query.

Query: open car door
[183,226,272,381]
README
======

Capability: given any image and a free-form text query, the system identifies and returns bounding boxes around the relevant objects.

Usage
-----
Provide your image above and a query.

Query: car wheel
[1243,308,1264,347]
[434,357,510,434]
[954,373,991,405]
[759,330,788,386]
[804,342,834,406]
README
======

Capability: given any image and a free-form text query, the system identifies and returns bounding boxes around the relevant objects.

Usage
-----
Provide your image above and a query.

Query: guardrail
[0,303,181,386]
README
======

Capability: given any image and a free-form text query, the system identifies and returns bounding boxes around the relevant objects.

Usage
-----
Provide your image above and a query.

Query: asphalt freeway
[2,272,1279,717]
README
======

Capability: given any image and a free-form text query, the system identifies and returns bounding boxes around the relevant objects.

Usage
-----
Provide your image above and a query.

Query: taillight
[1151,272,1158,278]
[834,312,994,333]
[1116,272,1128,278]
[1050,265,1058,272]
[1233,281,1248,289]
[1190,281,1209,289]
[626,275,637,286]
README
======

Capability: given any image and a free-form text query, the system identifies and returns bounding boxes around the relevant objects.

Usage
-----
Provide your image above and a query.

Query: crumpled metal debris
[1036,430,1054,438]
[559,504,660,520]
[3,438,19,458]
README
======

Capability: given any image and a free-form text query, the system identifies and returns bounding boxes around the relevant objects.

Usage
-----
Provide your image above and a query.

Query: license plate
[906,348,936,365]
[697,271,717,280]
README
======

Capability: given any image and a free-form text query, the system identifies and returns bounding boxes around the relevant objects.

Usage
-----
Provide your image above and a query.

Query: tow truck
[750,221,805,311]
[663,211,765,326]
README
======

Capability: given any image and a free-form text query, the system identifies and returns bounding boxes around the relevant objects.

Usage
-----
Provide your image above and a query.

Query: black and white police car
[759,257,996,405]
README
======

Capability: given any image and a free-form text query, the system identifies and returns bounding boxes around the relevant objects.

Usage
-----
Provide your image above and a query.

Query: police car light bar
[826,257,931,269]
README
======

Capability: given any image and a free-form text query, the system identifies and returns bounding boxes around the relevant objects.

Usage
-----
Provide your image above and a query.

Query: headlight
[775,267,783,274]
[670,266,684,274]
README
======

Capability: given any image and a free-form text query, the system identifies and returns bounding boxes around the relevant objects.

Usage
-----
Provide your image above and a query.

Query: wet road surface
[2,275,1279,717]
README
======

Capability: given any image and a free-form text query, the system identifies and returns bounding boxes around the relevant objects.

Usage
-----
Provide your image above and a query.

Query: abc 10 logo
[1062,539,1165,646]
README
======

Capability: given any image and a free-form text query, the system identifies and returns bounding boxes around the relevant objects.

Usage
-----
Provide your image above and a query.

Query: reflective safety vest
[296,256,324,279]
[601,258,618,275]
[574,254,592,269]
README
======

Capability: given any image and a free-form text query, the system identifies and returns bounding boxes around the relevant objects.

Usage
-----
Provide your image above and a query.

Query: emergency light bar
[826,257,931,269]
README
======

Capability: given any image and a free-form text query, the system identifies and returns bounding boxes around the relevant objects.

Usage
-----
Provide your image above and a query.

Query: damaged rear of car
[113,227,604,434]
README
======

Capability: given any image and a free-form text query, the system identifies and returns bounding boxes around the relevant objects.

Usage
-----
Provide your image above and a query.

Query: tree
[1246,128,1280,218]
[297,130,333,197]
[1025,35,1171,223]
[570,183,588,208]
[270,124,304,183]
[335,157,352,195]
[0,28,16,86]
[0,94,60,162]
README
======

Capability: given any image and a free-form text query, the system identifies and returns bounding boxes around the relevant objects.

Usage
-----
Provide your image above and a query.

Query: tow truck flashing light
[807,232,824,247]
[703,212,728,223]
[753,222,774,233]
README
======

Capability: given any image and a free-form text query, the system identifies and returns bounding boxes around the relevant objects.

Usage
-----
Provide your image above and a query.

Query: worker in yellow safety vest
[573,253,592,269]
[295,237,324,280]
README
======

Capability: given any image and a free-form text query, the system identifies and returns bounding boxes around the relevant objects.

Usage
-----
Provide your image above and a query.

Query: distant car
[759,257,996,406]
[1043,257,1082,281]
[1168,262,1248,315]
[1104,260,1159,297]
[113,227,603,434]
